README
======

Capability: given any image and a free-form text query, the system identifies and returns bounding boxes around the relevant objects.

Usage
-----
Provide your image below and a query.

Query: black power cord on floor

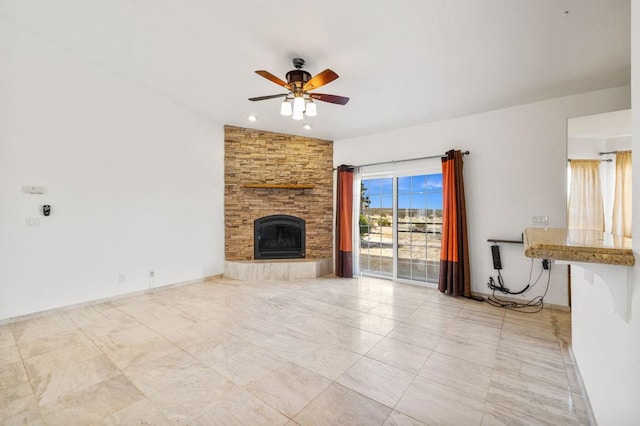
[487,258,544,295]
[486,259,552,313]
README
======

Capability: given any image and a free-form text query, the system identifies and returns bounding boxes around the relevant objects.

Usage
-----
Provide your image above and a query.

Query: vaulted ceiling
[0,0,631,140]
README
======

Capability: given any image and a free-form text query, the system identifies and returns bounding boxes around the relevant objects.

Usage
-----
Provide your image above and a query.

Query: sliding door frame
[353,158,442,287]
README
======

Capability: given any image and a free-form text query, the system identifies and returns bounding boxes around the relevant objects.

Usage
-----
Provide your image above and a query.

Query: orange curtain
[336,165,354,277]
[439,150,471,297]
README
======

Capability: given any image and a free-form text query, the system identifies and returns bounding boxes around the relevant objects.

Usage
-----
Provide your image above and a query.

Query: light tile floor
[1,276,589,425]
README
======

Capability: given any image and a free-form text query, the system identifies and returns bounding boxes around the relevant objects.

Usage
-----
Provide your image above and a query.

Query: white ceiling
[0,0,631,141]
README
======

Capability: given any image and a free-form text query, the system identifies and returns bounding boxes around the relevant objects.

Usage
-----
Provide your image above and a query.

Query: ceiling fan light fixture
[292,96,306,115]
[292,109,304,120]
[280,100,292,116]
[305,100,317,117]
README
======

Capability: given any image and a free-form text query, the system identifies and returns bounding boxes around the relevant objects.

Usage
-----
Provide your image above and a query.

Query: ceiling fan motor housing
[286,69,312,94]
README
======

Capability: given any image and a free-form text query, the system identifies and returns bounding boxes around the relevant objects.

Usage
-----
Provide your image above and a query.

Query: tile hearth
[1,276,587,425]
[224,258,332,281]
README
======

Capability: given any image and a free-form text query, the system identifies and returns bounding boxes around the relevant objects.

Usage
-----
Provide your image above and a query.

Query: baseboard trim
[568,347,598,425]
[471,291,571,312]
[0,274,223,326]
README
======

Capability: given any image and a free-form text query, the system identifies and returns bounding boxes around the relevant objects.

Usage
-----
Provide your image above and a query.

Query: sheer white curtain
[568,160,604,232]
[612,151,632,237]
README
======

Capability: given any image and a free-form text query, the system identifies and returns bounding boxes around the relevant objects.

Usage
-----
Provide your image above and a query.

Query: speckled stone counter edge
[524,228,635,266]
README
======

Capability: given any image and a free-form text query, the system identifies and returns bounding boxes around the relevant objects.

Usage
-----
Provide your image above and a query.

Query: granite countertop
[524,227,635,266]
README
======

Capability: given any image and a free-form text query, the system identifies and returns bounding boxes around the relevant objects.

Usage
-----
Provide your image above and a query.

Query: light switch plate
[22,186,44,194]
[25,217,40,227]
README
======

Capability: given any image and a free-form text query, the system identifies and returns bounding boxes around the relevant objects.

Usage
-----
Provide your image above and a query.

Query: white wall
[335,86,630,306]
[570,5,640,424]
[571,264,639,424]
[605,135,633,152]
[567,136,607,159]
[0,19,225,320]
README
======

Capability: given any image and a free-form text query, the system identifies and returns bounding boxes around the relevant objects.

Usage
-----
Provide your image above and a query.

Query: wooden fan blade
[255,70,291,90]
[248,94,289,102]
[303,69,339,91]
[308,93,350,105]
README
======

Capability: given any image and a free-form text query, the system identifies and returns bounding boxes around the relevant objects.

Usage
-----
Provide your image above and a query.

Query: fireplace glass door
[254,215,305,259]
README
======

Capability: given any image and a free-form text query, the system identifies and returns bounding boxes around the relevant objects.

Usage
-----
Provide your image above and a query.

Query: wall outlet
[118,273,126,284]
[149,270,156,288]
[531,215,549,226]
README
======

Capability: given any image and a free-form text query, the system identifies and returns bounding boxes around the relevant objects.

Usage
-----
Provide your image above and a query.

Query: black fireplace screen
[254,215,306,259]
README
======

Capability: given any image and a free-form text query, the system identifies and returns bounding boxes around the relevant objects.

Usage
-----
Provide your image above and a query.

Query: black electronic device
[42,205,51,216]
[491,245,502,270]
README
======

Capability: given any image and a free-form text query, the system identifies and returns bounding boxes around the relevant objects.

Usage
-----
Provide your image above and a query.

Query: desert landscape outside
[360,174,443,283]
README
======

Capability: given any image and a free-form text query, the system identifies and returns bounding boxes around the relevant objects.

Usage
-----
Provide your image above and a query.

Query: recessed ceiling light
[303,123,312,130]
[247,115,257,122]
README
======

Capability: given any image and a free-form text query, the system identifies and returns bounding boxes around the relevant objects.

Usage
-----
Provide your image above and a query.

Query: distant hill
[364,208,443,219]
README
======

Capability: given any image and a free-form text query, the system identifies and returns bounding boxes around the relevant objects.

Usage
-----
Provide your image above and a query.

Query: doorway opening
[357,163,443,285]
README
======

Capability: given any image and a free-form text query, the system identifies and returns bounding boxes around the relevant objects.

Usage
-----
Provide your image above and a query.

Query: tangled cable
[486,259,551,313]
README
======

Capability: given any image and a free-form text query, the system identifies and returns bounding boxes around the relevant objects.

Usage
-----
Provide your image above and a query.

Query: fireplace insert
[254,215,305,259]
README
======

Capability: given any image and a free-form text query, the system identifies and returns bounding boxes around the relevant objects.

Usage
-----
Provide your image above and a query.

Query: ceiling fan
[248,58,349,119]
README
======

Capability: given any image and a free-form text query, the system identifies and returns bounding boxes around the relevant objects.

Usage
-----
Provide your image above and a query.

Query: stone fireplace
[223,125,333,280]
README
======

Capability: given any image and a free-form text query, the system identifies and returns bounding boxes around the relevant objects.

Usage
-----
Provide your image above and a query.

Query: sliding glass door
[359,178,394,277]
[358,168,442,285]
[397,174,443,283]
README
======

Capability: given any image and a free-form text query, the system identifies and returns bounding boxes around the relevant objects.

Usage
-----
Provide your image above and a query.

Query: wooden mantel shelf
[242,183,315,189]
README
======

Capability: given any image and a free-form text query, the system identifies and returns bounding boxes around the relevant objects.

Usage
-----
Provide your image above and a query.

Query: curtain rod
[336,151,470,170]
[599,151,618,155]
[568,158,612,162]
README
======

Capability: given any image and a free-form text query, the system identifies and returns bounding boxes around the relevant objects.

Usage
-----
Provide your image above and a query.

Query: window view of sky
[363,174,443,210]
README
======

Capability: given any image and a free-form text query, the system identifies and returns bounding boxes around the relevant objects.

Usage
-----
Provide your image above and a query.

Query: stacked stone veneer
[224,125,333,260]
